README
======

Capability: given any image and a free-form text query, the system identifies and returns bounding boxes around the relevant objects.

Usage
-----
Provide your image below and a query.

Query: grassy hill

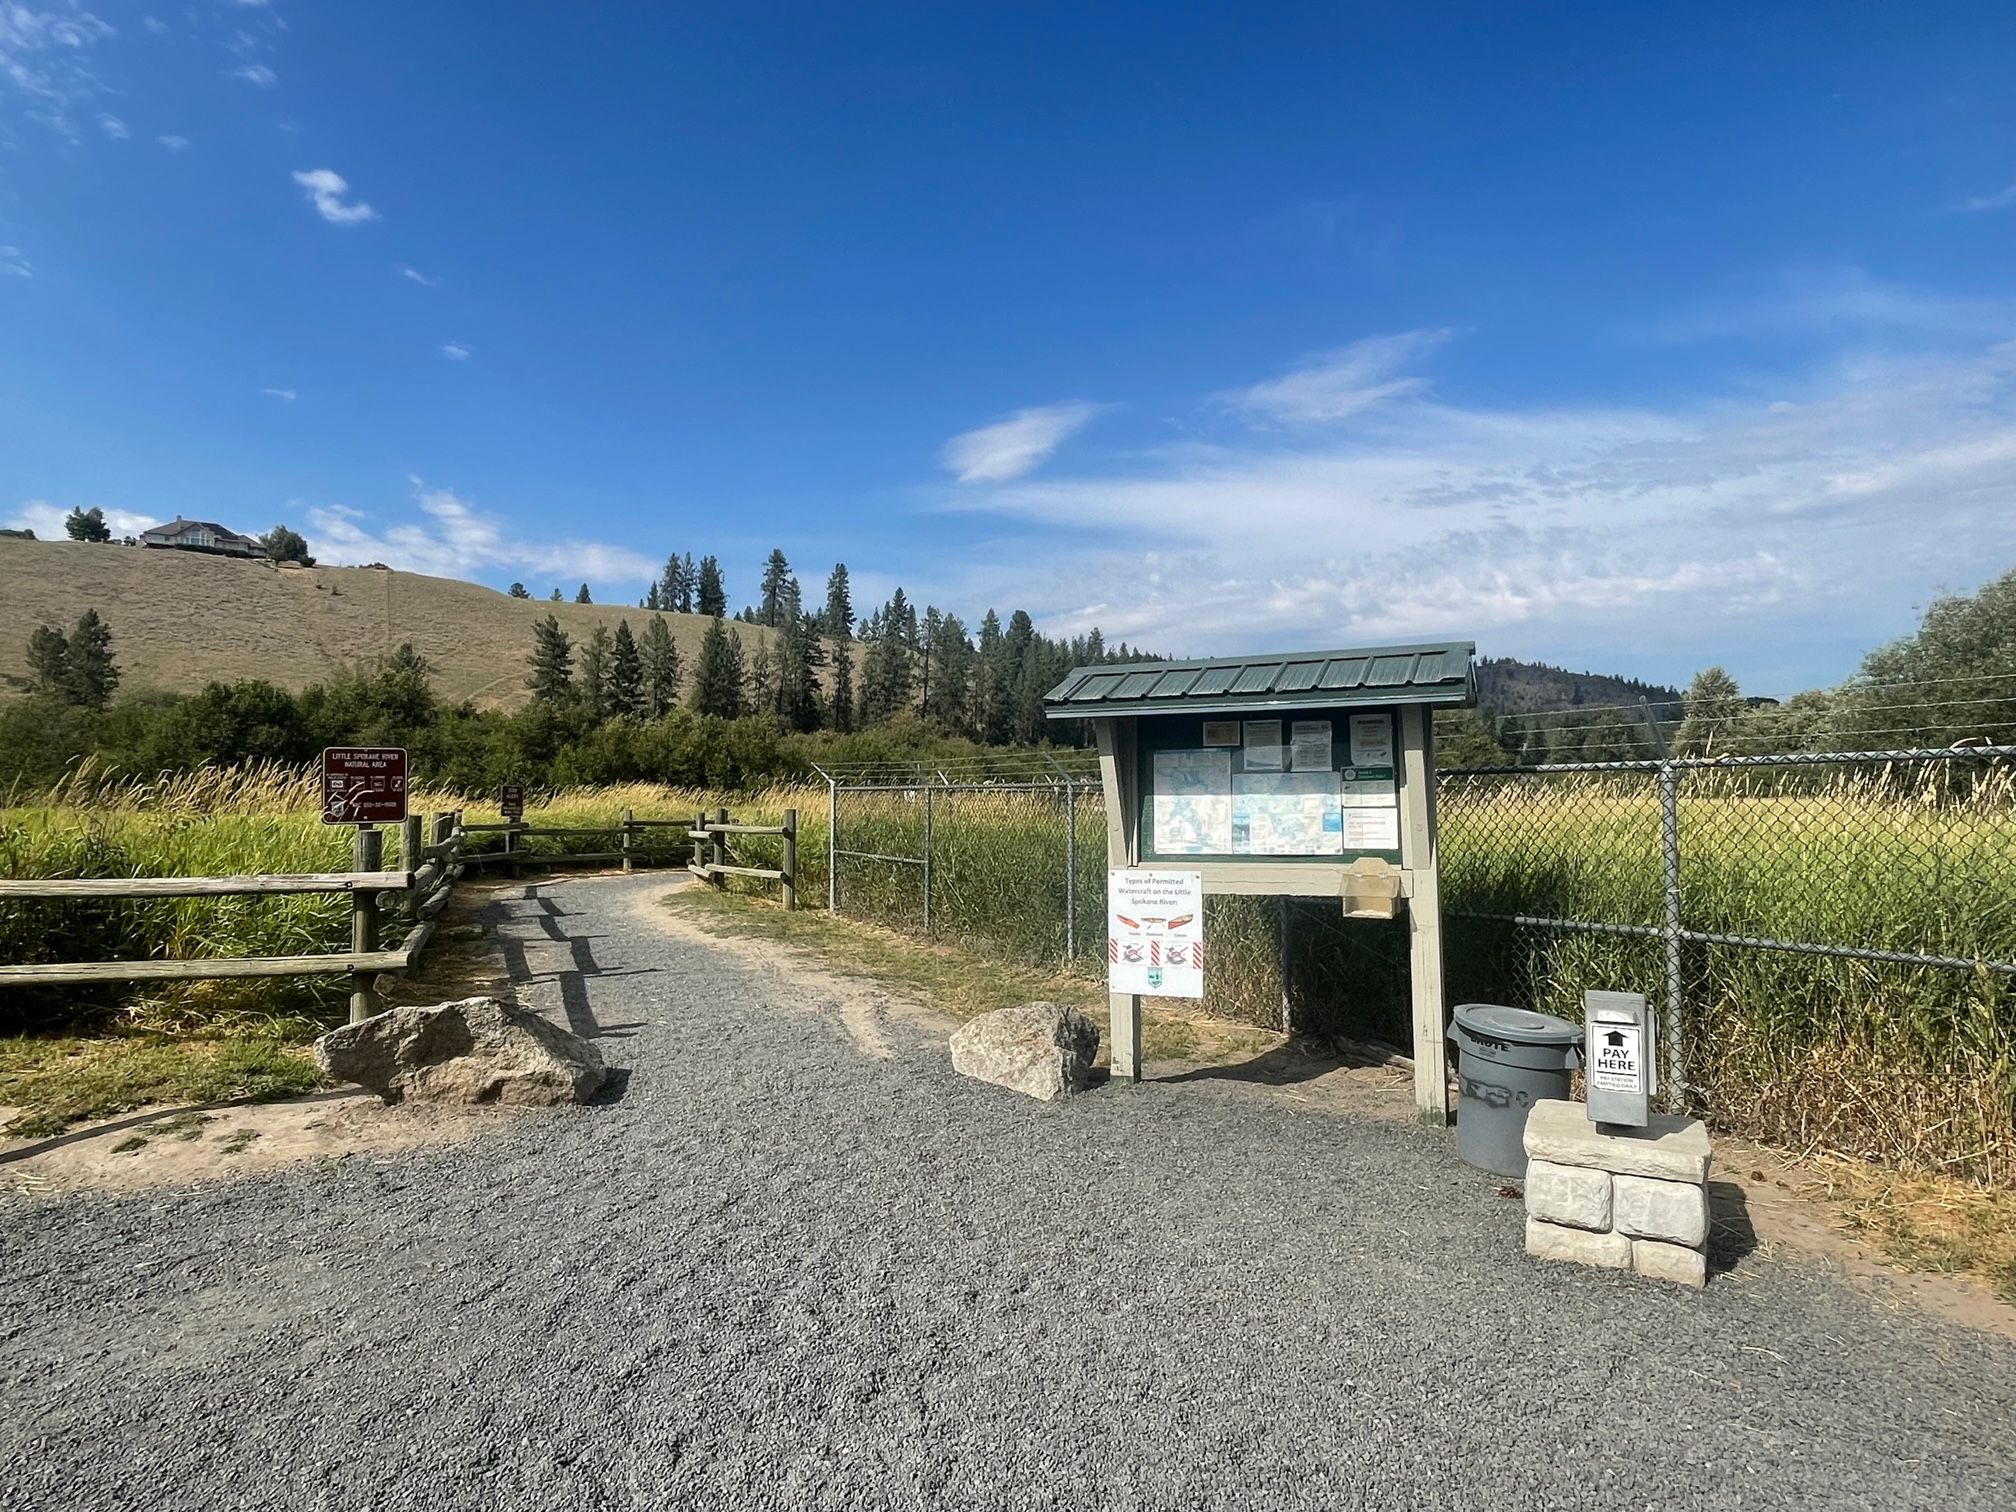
[1474,654,1682,719]
[0,539,775,710]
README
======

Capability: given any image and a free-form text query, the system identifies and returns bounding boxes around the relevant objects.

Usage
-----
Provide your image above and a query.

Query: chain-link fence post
[1063,776,1077,962]
[826,773,838,915]
[922,782,934,938]
[1659,757,1686,1106]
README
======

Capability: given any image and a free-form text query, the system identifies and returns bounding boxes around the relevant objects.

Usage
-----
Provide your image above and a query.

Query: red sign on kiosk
[320,747,409,826]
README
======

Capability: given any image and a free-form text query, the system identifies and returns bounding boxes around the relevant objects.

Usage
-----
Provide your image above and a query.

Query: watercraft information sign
[1108,869,1205,999]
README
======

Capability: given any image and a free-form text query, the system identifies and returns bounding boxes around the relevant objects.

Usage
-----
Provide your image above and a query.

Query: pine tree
[63,609,119,709]
[692,617,744,717]
[26,625,69,695]
[677,553,696,612]
[645,583,662,611]
[578,624,614,717]
[526,615,575,703]
[758,549,793,628]
[977,608,1012,743]
[919,606,942,719]
[829,640,855,732]
[549,588,563,601]
[575,583,592,604]
[657,553,686,612]
[610,620,644,717]
[509,582,531,599]
[696,556,726,617]
[776,586,822,733]
[640,616,681,715]
[64,506,111,543]
[930,613,973,734]
[822,563,854,639]
[747,644,776,715]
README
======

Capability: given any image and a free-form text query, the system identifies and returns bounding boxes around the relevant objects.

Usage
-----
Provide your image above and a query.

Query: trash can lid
[1452,1002,1581,1045]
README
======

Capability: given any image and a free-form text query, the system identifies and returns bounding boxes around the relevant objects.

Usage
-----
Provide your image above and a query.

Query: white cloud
[302,479,656,585]
[292,167,377,225]
[0,5,115,113]
[1960,182,2016,213]
[0,245,29,278]
[1217,329,1452,425]
[6,499,161,538]
[941,402,1107,484]
[156,133,189,151]
[228,62,277,87]
[441,343,469,361]
[95,111,125,138]
[941,331,2016,682]
[142,16,166,34]
[261,387,295,401]
[400,265,438,287]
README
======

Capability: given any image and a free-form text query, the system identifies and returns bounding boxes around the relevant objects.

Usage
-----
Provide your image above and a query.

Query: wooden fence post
[349,825,382,1023]
[622,806,635,872]
[782,808,798,911]
[711,807,728,889]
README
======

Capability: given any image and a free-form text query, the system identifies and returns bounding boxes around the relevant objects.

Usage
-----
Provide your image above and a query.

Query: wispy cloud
[228,62,277,88]
[942,330,2016,680]
[400,265,438,287]
[1960,182,2016,213]
[156,133,189,151]
[441,343,469,361]
[0,4,116,114]
[942,402,1107,484]
[6,499,160,538]
[261,387,296,402]
[292,167,377,225]
[0,246,29,278]
[1657,267,2016,345]
[303,479,656,585]
[95,111,125,138]
[1216,329,1451,425]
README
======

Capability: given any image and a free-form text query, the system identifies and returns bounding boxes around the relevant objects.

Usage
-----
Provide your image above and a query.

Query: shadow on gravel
[476,885,659,1043]
[586,1067,633,1107]
[1156,1041,1338,1089]
[1708,1179,1761,1277]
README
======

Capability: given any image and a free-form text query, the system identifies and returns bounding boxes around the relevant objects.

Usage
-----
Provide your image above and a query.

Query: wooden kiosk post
[1045,641,1473,1126]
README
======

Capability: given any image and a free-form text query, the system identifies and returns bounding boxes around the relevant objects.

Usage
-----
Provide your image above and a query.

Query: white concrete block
[1524,1159,1612,1232]
[1632,1238,1707,1288]
[1613,1174,1709,1247]
[1523,1098,1711,1183]
[1525,1217,1633,1272]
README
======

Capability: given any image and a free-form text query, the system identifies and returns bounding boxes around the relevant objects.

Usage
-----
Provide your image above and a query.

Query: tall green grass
[5,760,2012,1183]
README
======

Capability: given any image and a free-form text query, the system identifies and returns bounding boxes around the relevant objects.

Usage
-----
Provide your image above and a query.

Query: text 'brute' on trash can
[1447,1004,1581,1178]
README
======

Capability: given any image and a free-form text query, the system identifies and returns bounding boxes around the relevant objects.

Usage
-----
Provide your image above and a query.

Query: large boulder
[314,997,608,1107]
[950,1002,1100,1102]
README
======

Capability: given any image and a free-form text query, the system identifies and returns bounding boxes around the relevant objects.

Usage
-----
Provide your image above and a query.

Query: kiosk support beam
[1094,717,1144,1082]
[1399,705,1450,1125]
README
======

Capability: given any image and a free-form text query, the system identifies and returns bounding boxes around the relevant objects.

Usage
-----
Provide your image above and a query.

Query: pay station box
[1584,989,1654,1128]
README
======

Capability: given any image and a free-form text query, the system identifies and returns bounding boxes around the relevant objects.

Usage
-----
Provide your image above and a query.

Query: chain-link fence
[817,746,2016,1181]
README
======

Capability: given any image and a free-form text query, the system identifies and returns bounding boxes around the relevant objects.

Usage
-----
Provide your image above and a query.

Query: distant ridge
[1473,655,1683,719]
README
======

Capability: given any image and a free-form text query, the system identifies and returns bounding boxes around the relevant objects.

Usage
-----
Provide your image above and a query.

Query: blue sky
[3,1,2014,694]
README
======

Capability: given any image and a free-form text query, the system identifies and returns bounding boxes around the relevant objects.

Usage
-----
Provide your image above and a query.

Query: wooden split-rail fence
[0,805,799,1022]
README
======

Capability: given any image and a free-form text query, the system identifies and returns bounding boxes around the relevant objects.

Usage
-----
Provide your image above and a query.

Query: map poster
[1289,719,1332,771]
[1151,748,1233,853]
[1232,772,1344,855]
[1349,712,1394,768]
[1243,719,1285,771]
[1108,868,1205,998]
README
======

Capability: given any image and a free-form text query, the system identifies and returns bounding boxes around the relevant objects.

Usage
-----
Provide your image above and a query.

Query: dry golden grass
[0,537,774,710]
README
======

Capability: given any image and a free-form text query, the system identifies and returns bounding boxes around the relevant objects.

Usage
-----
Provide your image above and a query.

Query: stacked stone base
[1521,1099,1711,1287]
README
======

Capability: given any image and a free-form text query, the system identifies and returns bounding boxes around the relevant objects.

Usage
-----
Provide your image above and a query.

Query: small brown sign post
[499,783,525,821]
[320,746,407,1027]
[320,747,409,826]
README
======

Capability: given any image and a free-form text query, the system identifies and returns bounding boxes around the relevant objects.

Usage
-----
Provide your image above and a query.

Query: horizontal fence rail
[687,808,797,909]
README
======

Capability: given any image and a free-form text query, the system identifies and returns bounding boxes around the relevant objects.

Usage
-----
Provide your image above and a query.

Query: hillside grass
[0,537,776,710]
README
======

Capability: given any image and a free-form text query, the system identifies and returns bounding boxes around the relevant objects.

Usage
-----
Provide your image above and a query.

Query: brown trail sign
[320,747,409,826]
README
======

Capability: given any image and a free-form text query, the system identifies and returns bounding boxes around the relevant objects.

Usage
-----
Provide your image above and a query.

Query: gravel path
[4,873,2013,1511]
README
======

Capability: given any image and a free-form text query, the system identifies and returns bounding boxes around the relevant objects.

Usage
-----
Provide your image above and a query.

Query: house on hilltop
[139,517,261,558]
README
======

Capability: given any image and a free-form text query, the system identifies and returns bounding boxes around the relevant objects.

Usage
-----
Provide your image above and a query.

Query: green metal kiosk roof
[1043,640,1475,720]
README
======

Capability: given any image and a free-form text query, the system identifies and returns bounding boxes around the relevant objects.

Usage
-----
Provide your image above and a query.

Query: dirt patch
[1,1090,508,1198]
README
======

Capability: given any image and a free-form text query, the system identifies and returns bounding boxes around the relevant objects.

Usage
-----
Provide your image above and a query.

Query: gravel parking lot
[4,873,2013,1510]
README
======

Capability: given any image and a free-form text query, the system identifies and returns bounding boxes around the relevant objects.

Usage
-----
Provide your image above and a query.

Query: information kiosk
[1043,641,1476,1125]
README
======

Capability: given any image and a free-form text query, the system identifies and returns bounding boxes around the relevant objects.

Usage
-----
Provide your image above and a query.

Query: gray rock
[314,996,607,1107]
[1523,1098,1712,1183]
[1525,1159,1613,1232]
[950,1001,1100,1102]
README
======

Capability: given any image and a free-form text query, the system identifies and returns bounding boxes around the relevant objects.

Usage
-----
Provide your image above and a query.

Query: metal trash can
[1447,1003,1582,1178]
